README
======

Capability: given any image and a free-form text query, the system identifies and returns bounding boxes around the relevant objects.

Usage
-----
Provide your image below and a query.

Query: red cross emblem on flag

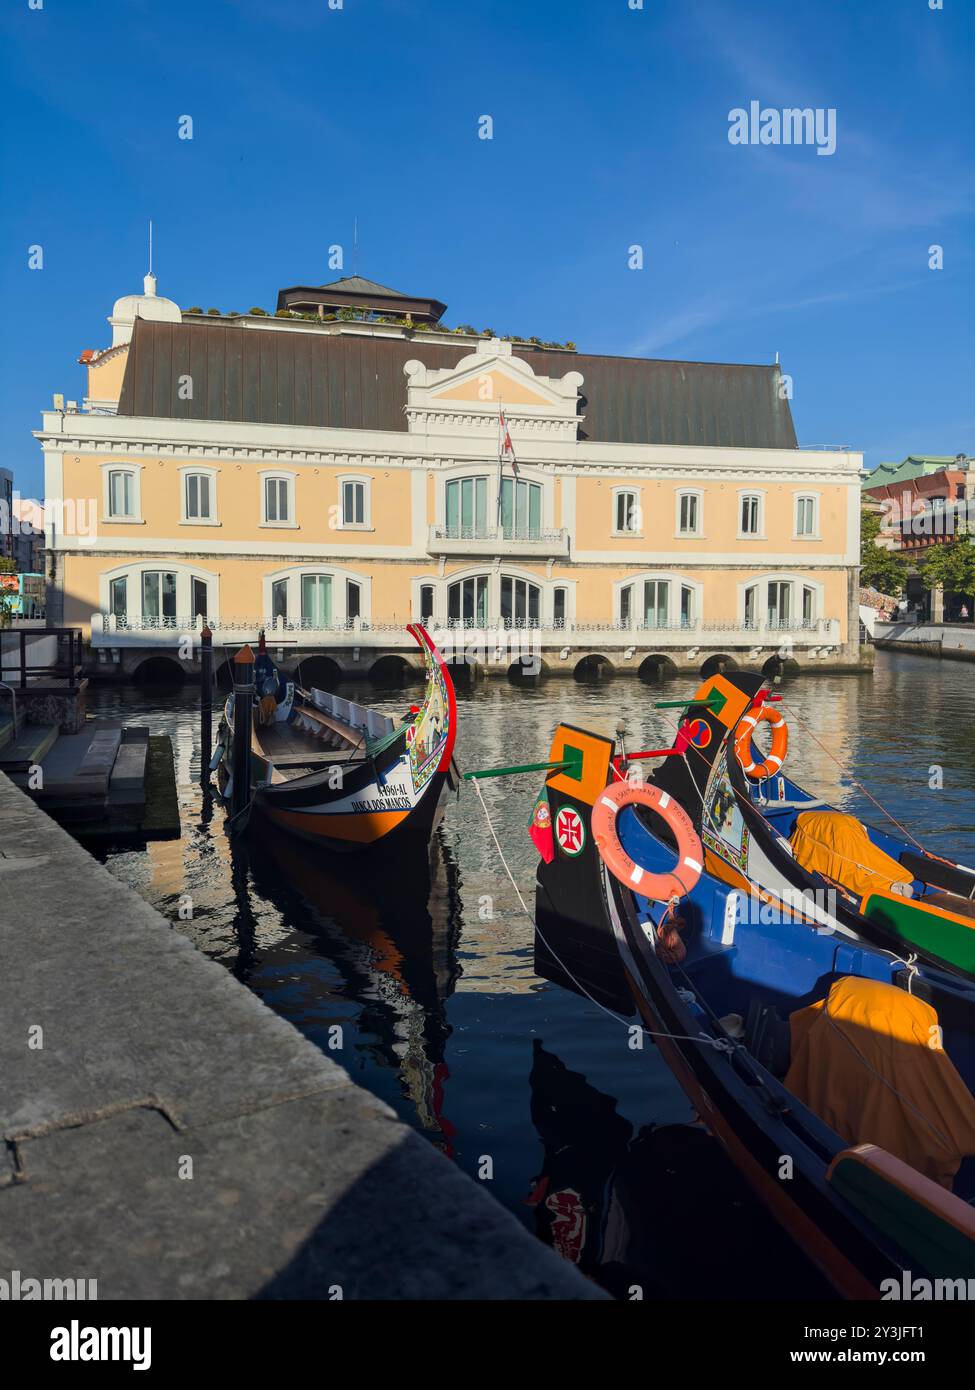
[555,805,586,856]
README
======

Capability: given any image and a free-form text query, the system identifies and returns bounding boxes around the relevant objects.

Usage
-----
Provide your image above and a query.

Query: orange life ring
[735,704,788,780]
[591,782,704,903]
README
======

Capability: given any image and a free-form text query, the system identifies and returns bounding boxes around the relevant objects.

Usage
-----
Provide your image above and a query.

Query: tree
[919,537,975,597]
[859,506,908,596]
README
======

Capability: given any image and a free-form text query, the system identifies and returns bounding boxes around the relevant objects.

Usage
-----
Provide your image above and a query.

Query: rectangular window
[615,491,638,534]
[501,479,542,539]
[109,471,134,518]
[679,494,699,534]
[420,585,434,623]
[185,474,212,521]
[342,481,365,526]
[553,588,566,628]
[265,477,290,524]
[620,585,632,627]
[191,578,208,619]
[768,582,791,627]
[446,477,488,537]
[680,586,694,628]
[643,580,669,628]
[110,576,127,622]
[740,495,761,535]
[796,496,816,537]
[142,571,177,623]
[347,580,361,621]
[802,586,815,625]
[271,579,289,623]
[301,575,331,627]
[744,585,758,628]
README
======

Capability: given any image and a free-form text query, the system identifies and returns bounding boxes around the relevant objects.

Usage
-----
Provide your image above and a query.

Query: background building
[863,453,974,621]
[37,273,867,681]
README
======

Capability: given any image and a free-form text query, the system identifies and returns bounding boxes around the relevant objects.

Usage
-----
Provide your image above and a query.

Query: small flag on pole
[528,785,555,863]
[499,407,518,476]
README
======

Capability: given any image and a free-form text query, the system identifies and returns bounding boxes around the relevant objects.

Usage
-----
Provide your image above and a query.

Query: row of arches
[129,650,803,688]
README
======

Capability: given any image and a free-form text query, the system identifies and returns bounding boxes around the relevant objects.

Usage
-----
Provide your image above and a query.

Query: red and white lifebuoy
[734,704,788,781]
[591,782,703,903]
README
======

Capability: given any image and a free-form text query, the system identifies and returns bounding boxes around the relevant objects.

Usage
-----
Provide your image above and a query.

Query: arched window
[501,575,541,627]
[553,587,567,628]
[445,476,489,538]
[501,478,542,540]
[448,574,489,626]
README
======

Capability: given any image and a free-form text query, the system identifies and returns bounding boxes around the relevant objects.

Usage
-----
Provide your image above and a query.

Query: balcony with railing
[90,612,842,649]
[427,524,570,558]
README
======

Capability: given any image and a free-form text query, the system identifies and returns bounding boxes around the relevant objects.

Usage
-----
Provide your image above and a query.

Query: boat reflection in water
[236,817,462,1154]
[527,1041,833,1299]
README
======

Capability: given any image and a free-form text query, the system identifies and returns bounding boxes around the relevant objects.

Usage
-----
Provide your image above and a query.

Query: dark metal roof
[117,319,797,449]
[275,275,447,322]
[317,276,411,298]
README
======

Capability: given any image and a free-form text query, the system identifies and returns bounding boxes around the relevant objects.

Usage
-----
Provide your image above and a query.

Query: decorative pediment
[403,338,584,444]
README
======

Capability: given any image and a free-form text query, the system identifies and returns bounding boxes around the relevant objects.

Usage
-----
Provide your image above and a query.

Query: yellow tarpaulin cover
[785,977,975,1189]
[790,810,914,898]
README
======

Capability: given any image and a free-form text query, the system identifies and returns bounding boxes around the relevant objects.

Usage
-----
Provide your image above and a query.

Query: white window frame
[611,486,642,537]
[738,575,824,630]
[98,560,219,626]
[179,465,220,526]
[261,564,371,628]
[101,463,144,524]
[436,463,555,538]
[612,572,703,630]
[793,491,820,540]
[675,488,704,538]
[337,473,373,531]
[260,470,298,529]
[410,568,575,629]
[737,490,765,539]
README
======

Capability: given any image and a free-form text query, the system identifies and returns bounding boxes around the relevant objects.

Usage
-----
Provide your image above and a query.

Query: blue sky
[1,0,972,496]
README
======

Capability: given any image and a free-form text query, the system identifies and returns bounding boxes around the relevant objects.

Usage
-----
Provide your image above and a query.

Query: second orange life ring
[591,782,704,904]
[735,704,789,780]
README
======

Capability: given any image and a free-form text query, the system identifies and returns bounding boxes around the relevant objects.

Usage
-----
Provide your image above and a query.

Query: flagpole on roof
[496,397,503,529]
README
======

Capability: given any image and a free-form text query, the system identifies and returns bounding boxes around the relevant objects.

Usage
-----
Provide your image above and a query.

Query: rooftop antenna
[352,217,358,277]
[144,219,157,297]
[774,350,780,365]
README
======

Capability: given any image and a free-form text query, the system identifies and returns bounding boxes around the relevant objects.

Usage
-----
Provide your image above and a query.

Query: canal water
[91,652,975,1299]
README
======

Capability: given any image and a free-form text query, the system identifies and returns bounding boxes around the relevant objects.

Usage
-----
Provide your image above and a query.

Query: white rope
[468,775,738,1054]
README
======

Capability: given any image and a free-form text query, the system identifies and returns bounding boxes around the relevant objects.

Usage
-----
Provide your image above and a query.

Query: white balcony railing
[91,613,842,649]
[428,525,570,556]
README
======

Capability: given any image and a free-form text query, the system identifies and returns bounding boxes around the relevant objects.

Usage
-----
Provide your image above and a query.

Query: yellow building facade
[37,274,866,680]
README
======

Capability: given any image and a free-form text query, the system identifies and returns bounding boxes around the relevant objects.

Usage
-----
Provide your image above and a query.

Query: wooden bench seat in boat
[292,703,363,749]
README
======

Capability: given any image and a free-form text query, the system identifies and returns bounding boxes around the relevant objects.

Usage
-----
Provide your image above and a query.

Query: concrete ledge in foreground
[0,773,604,1300]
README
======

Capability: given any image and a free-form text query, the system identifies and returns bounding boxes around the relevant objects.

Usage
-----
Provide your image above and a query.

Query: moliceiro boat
[531,680,975,1297]
[214,624,457,853]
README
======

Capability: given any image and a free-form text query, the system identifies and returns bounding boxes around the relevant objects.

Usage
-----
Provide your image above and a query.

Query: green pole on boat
[653,693,725,711]
[463,757,573,781]
[463,744,585,782]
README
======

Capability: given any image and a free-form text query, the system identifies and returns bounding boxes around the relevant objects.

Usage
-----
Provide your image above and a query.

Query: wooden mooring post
[200,625,213,784]
[230,644,255,829]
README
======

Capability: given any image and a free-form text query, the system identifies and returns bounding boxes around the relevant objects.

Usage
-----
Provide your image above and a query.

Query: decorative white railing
[92,613,842,644]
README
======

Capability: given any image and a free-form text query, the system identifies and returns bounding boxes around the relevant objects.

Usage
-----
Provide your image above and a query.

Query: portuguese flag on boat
[529,786,555,864]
